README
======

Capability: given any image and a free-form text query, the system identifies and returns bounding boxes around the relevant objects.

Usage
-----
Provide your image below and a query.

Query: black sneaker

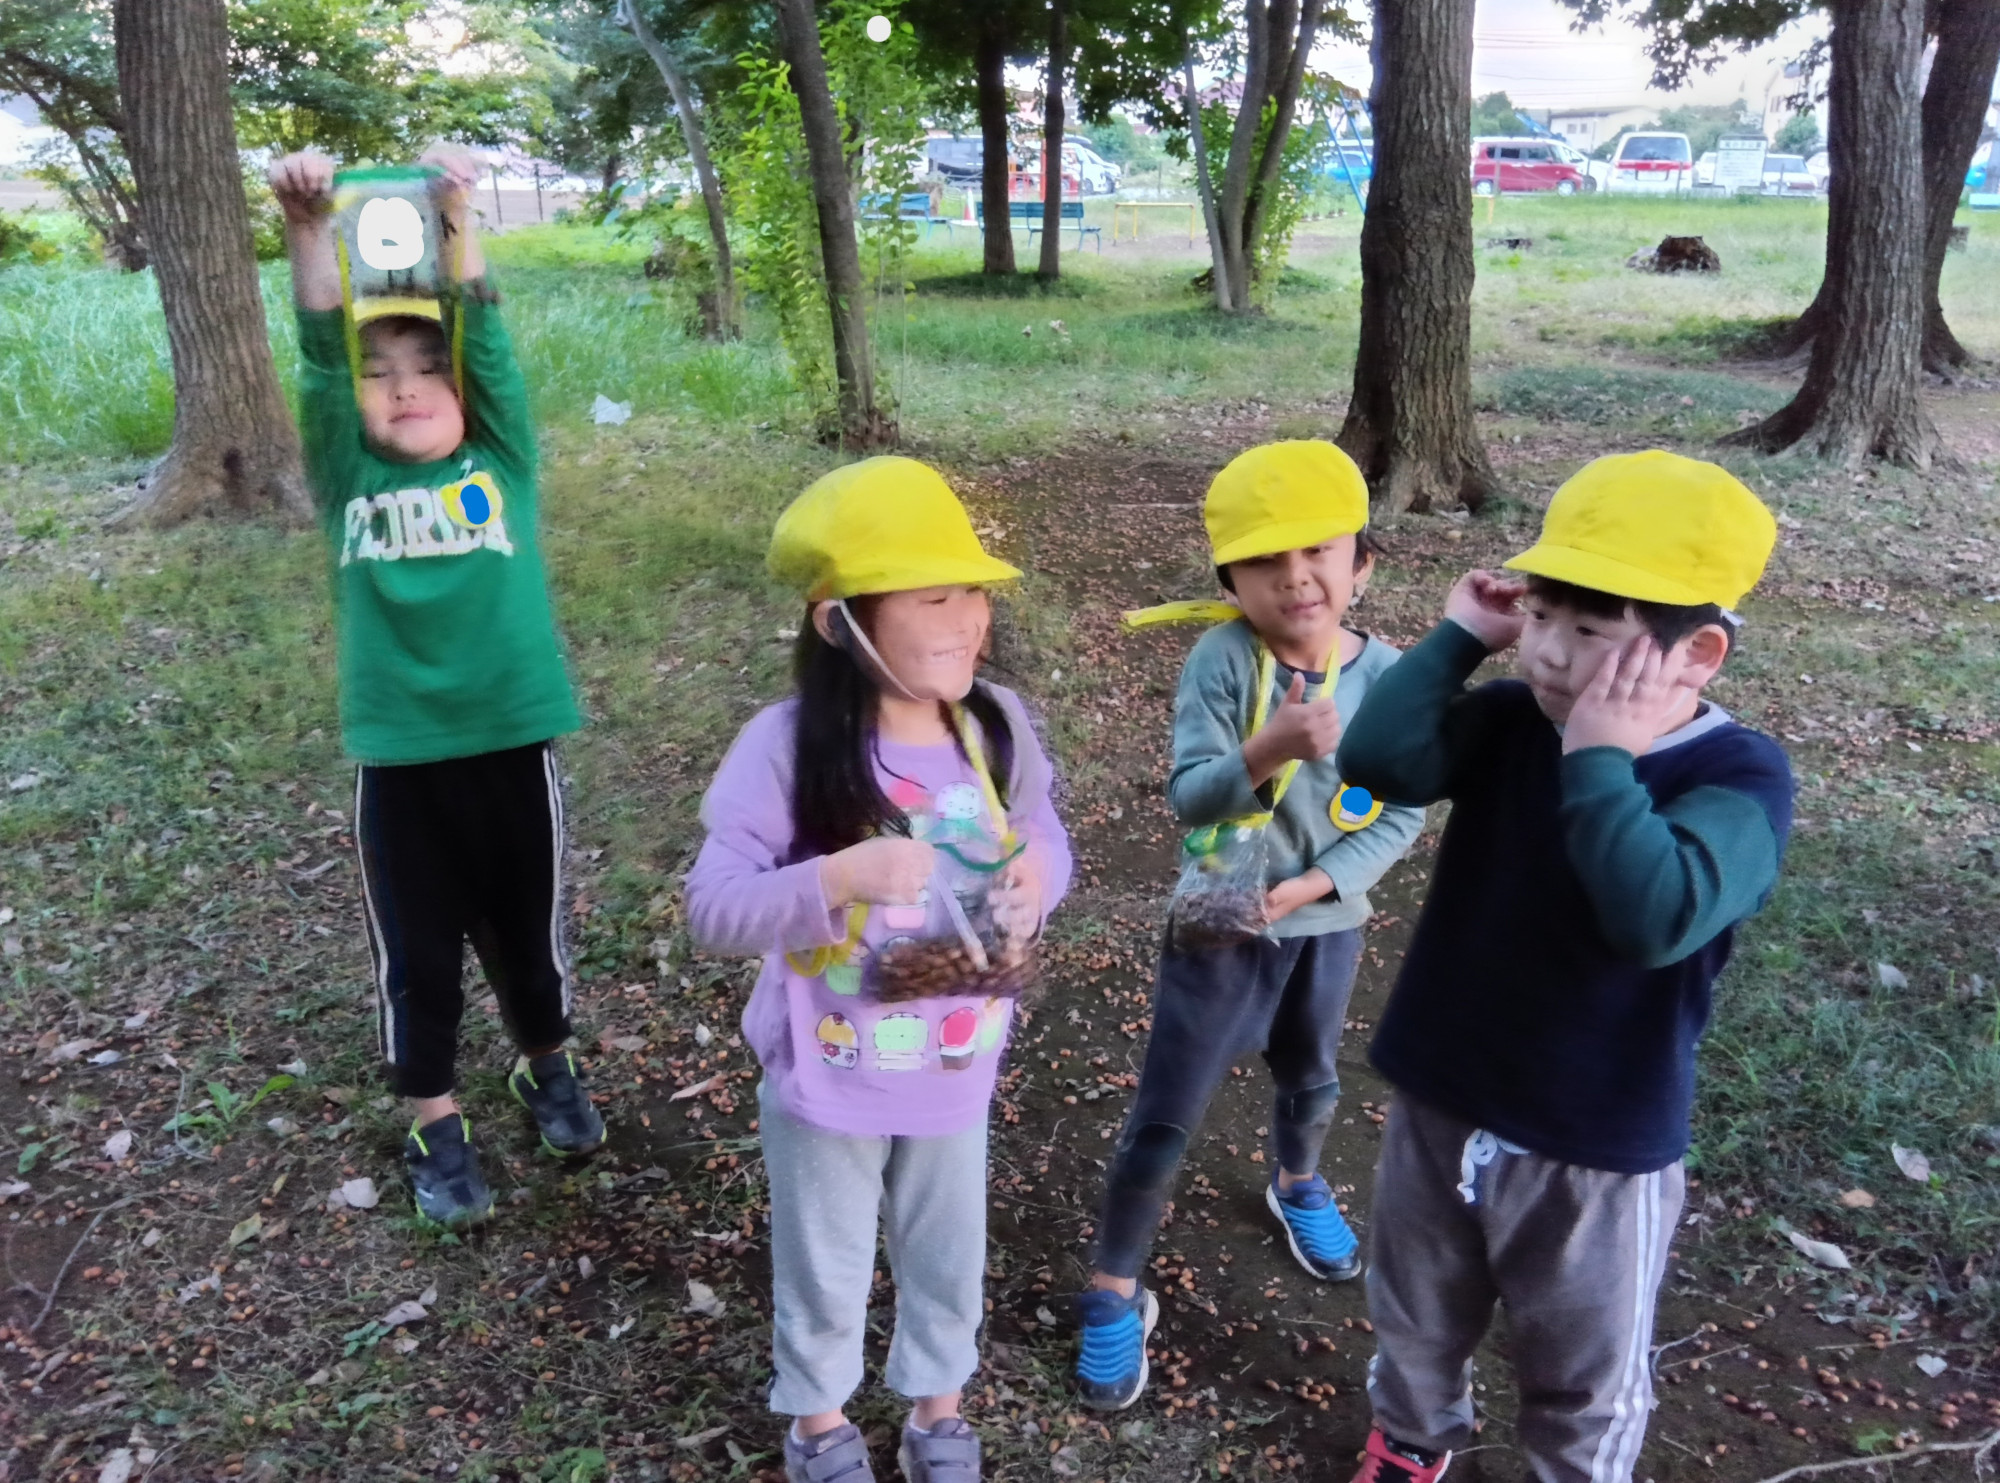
[403,1113,496,1228]
[509,1050,607,1156]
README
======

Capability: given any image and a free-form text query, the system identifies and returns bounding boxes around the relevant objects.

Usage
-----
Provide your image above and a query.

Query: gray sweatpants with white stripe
[1365,1095,1684,1483]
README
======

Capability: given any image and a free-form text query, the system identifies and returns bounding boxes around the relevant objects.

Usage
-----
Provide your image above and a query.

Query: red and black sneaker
[1349,1429,1451,1483]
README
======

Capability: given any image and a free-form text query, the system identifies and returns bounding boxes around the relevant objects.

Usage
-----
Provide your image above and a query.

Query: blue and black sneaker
[1073,1285,1158,1411]
[404,1113,496,1229]
[1267,1174,1362,1281]
[509,1050,607,1157]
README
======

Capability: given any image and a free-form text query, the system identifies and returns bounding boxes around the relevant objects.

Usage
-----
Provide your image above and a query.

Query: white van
[1587,132,1694,195]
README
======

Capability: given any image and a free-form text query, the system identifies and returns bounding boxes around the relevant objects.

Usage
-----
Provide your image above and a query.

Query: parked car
[1320,142,1374,194]
[1470,136,1590,195]
[1694,150,1717,187]
[1586,132,1693,194]
[1068,140,1122,194]
[1968,140,1994,193]
[1761,154,1821,196]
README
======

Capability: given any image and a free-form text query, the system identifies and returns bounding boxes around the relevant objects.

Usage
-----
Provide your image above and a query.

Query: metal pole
[535,167,544,222]
[490,167,503,227]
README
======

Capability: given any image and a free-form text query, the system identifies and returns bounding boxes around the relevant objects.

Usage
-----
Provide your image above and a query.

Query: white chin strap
[833,599,924,703]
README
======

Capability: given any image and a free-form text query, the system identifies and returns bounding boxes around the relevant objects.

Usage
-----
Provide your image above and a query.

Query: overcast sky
[1318,0,1829,112]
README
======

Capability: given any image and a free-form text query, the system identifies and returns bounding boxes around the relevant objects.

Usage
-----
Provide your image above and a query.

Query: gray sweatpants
[1366,1094,1684,1483]
[759,1082,989,1416]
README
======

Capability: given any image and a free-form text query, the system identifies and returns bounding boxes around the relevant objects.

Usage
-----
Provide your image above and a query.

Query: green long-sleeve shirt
[1168,619,1426,937]
[298,298,581,765]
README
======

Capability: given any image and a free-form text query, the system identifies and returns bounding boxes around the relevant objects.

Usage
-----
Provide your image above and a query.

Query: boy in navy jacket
[1336,451,1794,1483]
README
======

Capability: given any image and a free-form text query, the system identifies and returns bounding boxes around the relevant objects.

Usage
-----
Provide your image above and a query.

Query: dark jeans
[354,742,572,1099]
[1093,928,1363,1279]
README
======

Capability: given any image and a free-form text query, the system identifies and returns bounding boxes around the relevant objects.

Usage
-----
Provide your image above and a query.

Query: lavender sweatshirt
[686,688,1073,1139]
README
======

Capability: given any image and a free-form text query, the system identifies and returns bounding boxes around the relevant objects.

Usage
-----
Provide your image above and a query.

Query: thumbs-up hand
[1244,671,1343,784]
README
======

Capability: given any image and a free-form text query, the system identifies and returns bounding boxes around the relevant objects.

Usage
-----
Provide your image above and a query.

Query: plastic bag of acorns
[1167,821,1272,955]
[875,856,1041,1002]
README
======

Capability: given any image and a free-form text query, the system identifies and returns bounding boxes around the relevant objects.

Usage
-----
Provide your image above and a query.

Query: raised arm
[270,150,340,311]
[270,150,359,503]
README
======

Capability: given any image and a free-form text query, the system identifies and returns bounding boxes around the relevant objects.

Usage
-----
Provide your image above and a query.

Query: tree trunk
[618,0,739,339]
[1038,0,1068,281]
[112,0,308,526]
[1185,46,1230,311]
[1336,0,1494,513]
[1723,0,1944,465]
[1919,0,2000,371]
[1215,0,1271,308]
[1240,0,1323,274]
[772,0,895,450]
[975,21,1017,275]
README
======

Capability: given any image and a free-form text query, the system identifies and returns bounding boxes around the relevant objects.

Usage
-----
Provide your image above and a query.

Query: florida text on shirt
[340,484,515,566]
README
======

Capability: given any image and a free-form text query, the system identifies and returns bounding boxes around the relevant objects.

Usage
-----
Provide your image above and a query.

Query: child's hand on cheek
[1264,868,1332,925]
[821,837,935,909]
[1444,570,1528,653]
[1562,638,1689,756]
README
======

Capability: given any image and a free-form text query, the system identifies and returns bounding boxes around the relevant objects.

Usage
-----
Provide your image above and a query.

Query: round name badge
[439,471,502,530]
[1330,783,1383,833]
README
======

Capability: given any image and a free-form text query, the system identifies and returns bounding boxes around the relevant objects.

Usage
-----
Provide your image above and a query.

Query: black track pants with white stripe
[1364,1094,1684,1483]
[354,742,572,1100]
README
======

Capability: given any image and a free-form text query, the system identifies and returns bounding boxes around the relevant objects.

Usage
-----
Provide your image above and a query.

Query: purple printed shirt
[686,689,1073,1139]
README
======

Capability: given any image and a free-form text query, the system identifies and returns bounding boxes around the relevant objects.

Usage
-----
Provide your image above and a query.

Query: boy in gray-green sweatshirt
[269,146,603,1231]
[1072,442,1424,1411]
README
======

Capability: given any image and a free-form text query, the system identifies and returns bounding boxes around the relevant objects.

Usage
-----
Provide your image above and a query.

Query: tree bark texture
[1209,0,1322,311]
[112,0,309,526]
[975,21,1017,275]
[1918,0,2000,369]
[1038,0,1068,280]
[773,0,895,450]
[1724,0,1943,466]
[1185,47,1230,311]
[618,0,739,338]
[1336,0,1494,513]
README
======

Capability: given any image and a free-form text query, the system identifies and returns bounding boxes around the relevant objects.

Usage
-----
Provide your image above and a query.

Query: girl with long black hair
[687,458,1072,1483]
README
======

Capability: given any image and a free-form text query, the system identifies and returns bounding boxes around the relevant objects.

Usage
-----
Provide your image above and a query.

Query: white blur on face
[356,319,465,463]
[1515,593,1659,726]
[1225,537,1371,667]
[865,585,992,701]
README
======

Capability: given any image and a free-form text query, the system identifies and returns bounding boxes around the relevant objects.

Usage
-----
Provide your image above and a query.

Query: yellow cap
[1505,450,1775,610]
[1205,441,1370,567]
[768,457,1023,601]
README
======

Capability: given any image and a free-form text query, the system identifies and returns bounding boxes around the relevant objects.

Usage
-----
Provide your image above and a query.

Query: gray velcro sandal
[898,1417,980,1482]
[784,1421,876,1483]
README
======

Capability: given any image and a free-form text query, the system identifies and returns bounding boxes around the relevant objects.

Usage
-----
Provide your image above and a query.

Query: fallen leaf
[121,1009,150,1031]
[0,1181,30,1203]
[1875,962,1908,991]
[670,1073,724,1103]
[578,1255,595,1282]
[265,1117,299,1138]
[278,1059,308,1076]
[693,1023,714,1048]
[606,1035,647,1053]
[88,1049,122,1066]
[607,1316,636,1340]
[330,1176,378,1212]
[391,1334,419,1354]
[320,1086,357,1106]
[178,1272,220,1304]
[47,1039,98,1064]
[1838,1188,1876,1209]
[0,907,11,926]
[1892,1144,1932,1182]
[7,773,40,794]
[419,1285,437,1306]
[684,1280,724,1318]
[97,1449,135,1483]
[140,1228,162,1248]
[1914,1354,1948,1378]
[1786,1230,1853,1270]
[591,394,633,425]
[380,1300,429,1327]
[227,1214,262,1248]
[676,1424,730,1449]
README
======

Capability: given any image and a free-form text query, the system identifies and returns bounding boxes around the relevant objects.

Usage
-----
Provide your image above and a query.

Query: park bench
[860,191,956,240]
[975,198,1103,252]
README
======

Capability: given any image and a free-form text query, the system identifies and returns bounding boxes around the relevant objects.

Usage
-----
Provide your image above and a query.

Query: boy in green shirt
[269,146,603,1228]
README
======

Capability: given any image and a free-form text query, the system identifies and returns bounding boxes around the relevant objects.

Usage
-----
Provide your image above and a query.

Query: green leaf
[16,1142,44,1174]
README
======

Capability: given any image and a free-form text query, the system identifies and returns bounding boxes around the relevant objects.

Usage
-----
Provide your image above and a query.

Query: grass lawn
[0,193,1998,1481]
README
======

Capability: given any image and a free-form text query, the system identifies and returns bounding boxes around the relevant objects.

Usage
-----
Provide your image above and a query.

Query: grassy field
[1,194,1999,1481]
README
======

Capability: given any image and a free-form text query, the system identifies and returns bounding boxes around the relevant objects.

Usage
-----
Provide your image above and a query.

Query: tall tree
[113,0,310,525]
[1917,0,2000,371]
[1723,0,1943,464]
[1337,0,1494,512]
[771,0,895,449]
[975,13,1020,274]
[615,0,740,337]
[1039,0,1070,279]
